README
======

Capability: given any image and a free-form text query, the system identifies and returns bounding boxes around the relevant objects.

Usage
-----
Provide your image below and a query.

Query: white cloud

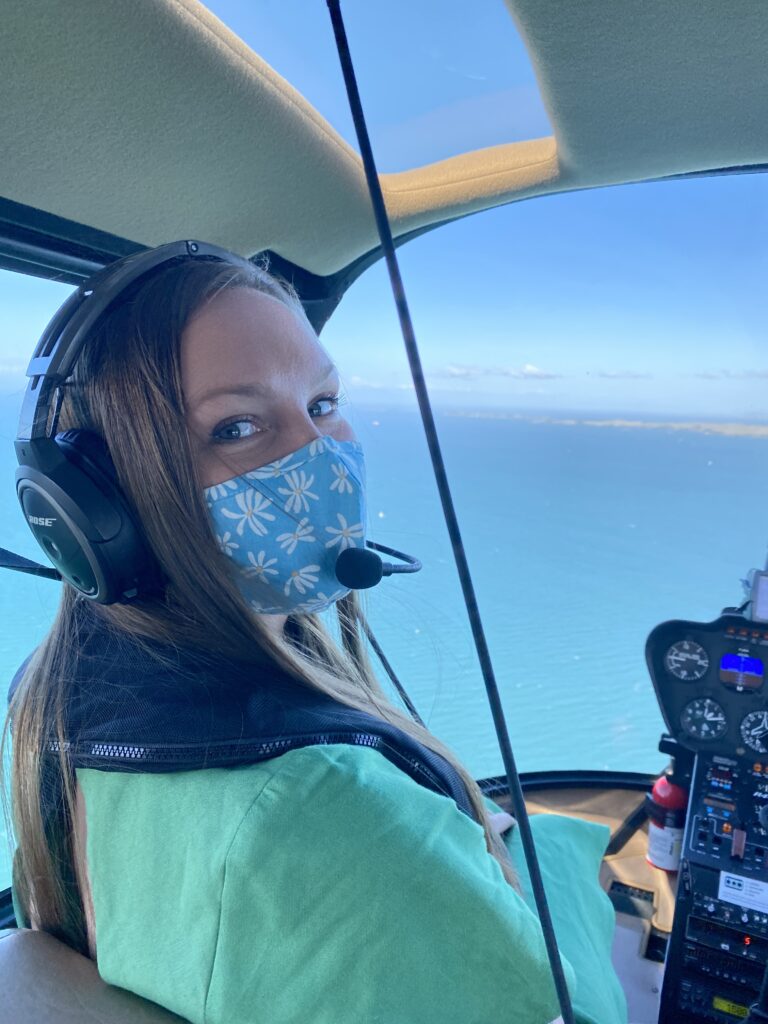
[497,363,560,380]
[0,362,26,377]
[435,364,483,379]
[690,369,768,380]
[345,375,414,392]
[429,362,561,381]
[596,370,654,380]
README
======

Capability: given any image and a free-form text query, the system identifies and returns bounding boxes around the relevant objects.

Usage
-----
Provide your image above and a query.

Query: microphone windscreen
[335,547,384,589]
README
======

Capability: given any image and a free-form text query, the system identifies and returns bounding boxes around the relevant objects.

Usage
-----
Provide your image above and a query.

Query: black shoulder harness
[8,601,478,824]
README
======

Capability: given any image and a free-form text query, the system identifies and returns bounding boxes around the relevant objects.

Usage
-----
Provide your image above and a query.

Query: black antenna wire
[324,5,576,1022]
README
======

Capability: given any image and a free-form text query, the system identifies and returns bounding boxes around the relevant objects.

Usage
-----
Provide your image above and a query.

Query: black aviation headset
[13,238,421,606]
[14,239,288,605]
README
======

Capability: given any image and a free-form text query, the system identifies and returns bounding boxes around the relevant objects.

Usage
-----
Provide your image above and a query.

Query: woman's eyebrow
[195,381,271,406]
[194,362,337,407]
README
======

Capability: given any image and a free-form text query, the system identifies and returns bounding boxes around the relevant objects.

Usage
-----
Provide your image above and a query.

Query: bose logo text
[28,515,57,527]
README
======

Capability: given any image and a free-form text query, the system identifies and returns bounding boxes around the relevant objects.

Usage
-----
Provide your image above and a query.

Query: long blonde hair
[1,256,517,956]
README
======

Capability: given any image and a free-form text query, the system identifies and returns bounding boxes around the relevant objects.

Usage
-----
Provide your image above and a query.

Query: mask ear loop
[324,5,575,1023]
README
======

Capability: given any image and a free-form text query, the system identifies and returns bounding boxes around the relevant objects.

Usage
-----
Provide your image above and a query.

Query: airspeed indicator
[665,640,709,681]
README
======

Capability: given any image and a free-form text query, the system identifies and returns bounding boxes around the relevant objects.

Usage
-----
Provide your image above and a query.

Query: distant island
[445,411,768,438]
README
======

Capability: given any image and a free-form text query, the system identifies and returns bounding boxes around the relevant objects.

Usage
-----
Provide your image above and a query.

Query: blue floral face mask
[203,437,366,615]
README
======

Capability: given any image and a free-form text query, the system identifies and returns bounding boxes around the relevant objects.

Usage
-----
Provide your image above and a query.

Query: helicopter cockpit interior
[2,2,768,1023]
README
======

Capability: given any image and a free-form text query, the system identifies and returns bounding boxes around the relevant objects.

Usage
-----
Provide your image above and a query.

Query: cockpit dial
[740,711,768,754]
[665,640,710,681]
[680,698,727,740]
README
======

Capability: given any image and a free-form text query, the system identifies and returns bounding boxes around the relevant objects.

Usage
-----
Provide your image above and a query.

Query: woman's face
[181,287,355,489]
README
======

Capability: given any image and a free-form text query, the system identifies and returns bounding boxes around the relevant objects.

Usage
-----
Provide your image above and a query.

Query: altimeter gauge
[665,640,710,681]
[740,711,768,753]
[680,698,727,740]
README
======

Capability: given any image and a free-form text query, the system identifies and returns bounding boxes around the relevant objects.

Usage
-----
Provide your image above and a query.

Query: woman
[2,247,626,1024]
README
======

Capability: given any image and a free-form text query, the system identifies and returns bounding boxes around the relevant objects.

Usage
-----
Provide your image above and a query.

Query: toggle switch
[731,828,747,859]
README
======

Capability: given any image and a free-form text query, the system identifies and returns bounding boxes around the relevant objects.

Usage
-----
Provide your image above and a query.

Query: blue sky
[1,0,767,419]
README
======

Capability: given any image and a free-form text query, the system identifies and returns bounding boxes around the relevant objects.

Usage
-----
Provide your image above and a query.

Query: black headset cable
[325,5,576,1023]
[0,547,61,580]
[362,620,426,729]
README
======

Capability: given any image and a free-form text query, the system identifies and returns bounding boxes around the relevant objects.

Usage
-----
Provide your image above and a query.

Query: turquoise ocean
[2,394,767,887]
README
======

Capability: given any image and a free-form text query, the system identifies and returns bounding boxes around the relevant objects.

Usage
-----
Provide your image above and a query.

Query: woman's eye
[308,395,340,418]
[211,418,262,443]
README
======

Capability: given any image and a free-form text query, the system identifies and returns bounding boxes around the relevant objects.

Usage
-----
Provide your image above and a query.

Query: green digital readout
[712,995,749,1018]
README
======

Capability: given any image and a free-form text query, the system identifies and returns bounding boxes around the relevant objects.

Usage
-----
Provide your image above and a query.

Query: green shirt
[46,743,624,1023]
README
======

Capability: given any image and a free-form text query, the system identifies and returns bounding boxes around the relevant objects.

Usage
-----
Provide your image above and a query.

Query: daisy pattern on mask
[330,463,354,495]
[245,550,278,580]
[216,531,239,557]
[278,469,319,514]
[206,479,239,502]
[248,597,284,615]
[284,564,320,596]
[300,590,347,613]
[308,438,328,456]
[276,517,315,554]
[245,454,300,481]
[221,491,275,537]
[325,513,364,551]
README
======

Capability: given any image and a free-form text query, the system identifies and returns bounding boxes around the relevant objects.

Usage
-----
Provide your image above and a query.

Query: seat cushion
[485,798,628,1024]
[0,928,186,1023]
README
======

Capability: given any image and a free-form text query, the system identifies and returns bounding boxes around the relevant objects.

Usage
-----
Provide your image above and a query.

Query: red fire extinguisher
[645,771,688,872]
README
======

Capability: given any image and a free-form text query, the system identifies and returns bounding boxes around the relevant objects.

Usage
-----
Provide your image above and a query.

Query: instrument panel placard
[718,871,768,913]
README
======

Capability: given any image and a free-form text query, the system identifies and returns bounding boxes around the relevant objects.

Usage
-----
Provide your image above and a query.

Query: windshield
[322,170,768,781]
[2,172,768,895]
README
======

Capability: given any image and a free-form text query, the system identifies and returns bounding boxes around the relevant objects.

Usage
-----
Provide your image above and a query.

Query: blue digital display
[721,653,764,675]
[720,652,764,690]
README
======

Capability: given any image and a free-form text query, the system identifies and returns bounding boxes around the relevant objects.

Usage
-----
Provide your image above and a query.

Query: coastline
[444,411,768,438]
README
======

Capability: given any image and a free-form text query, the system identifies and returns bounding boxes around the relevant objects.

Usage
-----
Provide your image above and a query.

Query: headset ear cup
[41,429,164,603]
[56,428,119,484]
[16,242,253,603]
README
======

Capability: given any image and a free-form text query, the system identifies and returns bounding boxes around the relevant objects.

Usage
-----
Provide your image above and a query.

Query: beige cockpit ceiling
[1,0,768,282]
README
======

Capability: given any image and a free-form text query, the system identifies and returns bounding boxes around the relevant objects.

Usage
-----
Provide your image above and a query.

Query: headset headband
[17,240,255,443]
[14,239,258,603]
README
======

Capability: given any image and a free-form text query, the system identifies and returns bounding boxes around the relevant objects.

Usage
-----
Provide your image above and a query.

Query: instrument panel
[650,615,768,1022]
[647,616,768,761]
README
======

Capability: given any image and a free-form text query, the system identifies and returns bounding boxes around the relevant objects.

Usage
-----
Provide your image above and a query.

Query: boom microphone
[335,541,421,590]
